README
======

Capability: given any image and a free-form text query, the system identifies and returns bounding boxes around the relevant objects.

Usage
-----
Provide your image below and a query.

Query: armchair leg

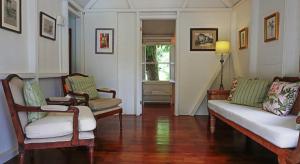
[19,148,25,164]
[88,146,94,164]
[119,111,123,131]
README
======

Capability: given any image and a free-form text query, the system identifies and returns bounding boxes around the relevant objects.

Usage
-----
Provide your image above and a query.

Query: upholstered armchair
[61,73,123,130]
[2,74,96,164]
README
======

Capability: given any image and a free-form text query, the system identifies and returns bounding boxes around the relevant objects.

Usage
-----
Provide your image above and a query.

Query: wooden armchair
[61,73,123,131]
[2,74,96,164]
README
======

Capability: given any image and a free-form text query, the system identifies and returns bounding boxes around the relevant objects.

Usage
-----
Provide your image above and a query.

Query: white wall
[178,11,231,115]
[117,13,137,114]
[231,0,251,77]
[84,12,137,114]
[0,0,68,163]
[0,1,30,74]
[256,0,285,79]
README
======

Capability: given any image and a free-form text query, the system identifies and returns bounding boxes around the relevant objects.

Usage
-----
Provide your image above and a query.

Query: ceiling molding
[84,0,97,10]
[85,7,232,13]
[220,0,232,8]
[127,0,134,9]
[68,0,83,11]
[181,0,189,8]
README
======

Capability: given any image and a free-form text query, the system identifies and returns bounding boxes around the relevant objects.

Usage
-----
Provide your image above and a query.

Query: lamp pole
[220,54,224,90]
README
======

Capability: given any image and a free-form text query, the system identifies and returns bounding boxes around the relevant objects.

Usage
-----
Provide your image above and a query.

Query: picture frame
[239,27,248,49]
[190,28,218,51]
[40,12,56,41]
[264,12,279,42]
[95,28,114,54]
[0,0,22,33]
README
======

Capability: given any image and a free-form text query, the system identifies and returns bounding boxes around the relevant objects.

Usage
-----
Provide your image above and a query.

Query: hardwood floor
[6,103,276,164]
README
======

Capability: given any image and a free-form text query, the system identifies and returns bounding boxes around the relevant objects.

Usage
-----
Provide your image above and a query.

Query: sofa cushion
[208,100,298,148]
[231,79,270,107]
[263,81,300,116]
[23,80,48,123]
[68,76,99,99]
[25,106,96,139]
[89,98,122,111]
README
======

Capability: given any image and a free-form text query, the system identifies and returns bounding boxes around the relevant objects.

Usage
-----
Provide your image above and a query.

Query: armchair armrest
[46,97,76,106]
[41,105,69,111]
[97,88,116,98]
[207,89,230,100]
[15,104,80,145]
[66,91,89,106]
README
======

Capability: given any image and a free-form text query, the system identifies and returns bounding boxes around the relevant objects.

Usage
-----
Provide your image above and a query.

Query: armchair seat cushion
[89,98,122,111]
[25,106,96,139]
[25,131,94,144]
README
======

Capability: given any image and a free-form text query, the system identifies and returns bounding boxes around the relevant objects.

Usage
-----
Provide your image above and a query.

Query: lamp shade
[215,41,230,54]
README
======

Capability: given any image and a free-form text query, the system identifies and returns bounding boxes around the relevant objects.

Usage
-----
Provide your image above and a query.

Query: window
[142,44,175,81]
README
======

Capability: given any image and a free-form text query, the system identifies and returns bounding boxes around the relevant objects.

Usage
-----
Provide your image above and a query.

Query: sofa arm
[207,89,230,100]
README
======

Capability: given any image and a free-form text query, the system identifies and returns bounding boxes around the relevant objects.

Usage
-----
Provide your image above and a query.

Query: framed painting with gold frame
[239,27,248,49]
[264,12,279,42]
[190,28,218,51]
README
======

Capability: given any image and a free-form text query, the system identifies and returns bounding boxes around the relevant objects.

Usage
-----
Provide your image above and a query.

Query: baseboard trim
[0,146,18,163]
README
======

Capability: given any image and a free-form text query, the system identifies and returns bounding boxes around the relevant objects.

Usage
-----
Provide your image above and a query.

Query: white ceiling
[73,0,242,9]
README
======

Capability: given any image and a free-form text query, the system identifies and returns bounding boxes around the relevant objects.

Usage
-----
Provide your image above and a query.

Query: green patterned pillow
[68,76,99,99]
[230,79,270,108]
[23,80,48,123]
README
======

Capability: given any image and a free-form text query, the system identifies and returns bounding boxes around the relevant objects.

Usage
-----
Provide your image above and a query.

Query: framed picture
[190,28,218,51]
[239,27,248,49]
[264,12,279,42]
[95,28,114,54]
[0,0,21,33]
[40,12,56,40]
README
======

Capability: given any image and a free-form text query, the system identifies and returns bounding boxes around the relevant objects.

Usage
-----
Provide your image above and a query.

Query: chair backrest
[61,73,88,95]
[2,74,27,143]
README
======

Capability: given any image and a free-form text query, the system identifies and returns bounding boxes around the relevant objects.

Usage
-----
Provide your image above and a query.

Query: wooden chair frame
[2,74,94,164]
[207,77,300,164]
[61,73,122,130]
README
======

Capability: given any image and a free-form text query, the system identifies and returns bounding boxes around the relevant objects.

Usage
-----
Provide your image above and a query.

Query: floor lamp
[215,41,230,90]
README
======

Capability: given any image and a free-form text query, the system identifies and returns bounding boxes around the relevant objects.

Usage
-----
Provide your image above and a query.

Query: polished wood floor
[7,103,276,164]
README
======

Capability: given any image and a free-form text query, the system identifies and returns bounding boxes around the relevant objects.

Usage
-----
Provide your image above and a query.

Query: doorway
[68,12,81,74]
[141,19,176,115]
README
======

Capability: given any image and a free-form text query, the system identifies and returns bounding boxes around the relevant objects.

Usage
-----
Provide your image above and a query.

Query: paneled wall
[0,0,68,163]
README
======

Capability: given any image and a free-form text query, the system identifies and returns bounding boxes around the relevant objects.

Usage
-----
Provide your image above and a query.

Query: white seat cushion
[25,131,94,144]
[25,106,96,139]
[208,100,299,148]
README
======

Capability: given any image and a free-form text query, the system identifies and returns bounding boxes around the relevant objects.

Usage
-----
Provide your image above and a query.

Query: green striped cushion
[23,80,48,123]
[230,79,270,108]
[68,76,99,100]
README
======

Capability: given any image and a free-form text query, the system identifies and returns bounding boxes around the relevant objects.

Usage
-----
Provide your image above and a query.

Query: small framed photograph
[95,28,114,54]
[190,28,218,51]
[264,12,279,42]
[0,0,22,33]
[239,27,248,49]
[40,12,56,40]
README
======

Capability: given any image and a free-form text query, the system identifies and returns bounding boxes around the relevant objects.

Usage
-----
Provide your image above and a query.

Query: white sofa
[207,77,300,164]
[208,100,298,148]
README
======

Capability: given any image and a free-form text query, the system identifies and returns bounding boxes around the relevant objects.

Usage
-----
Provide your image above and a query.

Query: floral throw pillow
[227,79,238,101]
[263,81,300,116]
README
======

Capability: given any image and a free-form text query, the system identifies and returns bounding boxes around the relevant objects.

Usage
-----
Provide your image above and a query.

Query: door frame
[136,12,179,116]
